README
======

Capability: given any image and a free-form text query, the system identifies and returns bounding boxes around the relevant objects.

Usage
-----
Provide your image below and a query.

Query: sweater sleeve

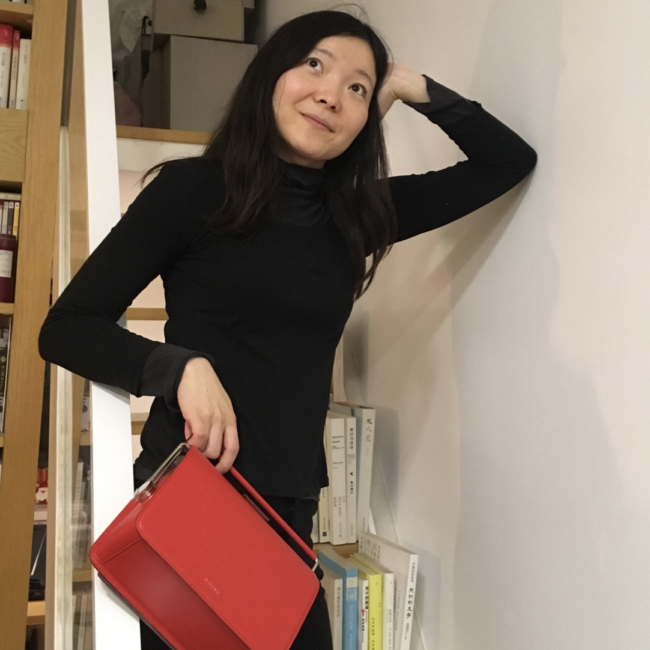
[390,76,537,242]
[38,158,209,398]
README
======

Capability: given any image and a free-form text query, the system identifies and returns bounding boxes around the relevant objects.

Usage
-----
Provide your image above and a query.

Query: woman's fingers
[215,422,239,474]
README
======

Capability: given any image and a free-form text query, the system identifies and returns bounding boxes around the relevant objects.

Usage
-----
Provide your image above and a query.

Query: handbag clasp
[135,442,190,501]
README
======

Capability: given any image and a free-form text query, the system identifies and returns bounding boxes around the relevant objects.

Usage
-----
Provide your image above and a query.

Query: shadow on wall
[449,1,635,650]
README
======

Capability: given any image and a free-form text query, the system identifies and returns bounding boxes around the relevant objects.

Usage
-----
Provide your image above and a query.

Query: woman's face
[273,36,377,169]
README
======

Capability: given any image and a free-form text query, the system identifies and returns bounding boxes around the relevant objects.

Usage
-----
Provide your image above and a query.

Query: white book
[357,575,369,650]
[0,25,13,108]
[330,402,376,535]
[1,201,7,234]
[318,485,330,543]
[7,29,18,108]
[343,414,357,543]
[321,564,343,650]
[325,411,347,545]
[356,553,394,650]
[359,532,419,650]
[15,38,30,110]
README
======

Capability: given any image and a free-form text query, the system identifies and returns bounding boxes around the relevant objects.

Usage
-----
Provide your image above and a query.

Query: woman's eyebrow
[312,47,375,87]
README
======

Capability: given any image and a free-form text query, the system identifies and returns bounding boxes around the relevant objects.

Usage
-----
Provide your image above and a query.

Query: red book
[0,24,13,109]
[0,233,16,302]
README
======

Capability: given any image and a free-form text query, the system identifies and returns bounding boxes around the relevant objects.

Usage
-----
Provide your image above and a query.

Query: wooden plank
[126,307,168,321]
[26,600,45,626]
[0,1,34,33]
[0,302,14,314]
[116,124,211,145]
[0,0,69,646]
[0,109,28,184]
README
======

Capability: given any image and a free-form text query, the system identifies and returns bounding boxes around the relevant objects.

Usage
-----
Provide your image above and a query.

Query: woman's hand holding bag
[177,357,240,473]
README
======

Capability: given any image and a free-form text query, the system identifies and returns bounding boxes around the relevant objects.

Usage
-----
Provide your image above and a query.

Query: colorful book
[350,554,383,650]
[359,532,419,650]
[330,401,376,534]
[318,547,358,650]
[355,553,394,650]
[321,563,343,650]
[8,29,19,109]
[325,411,347,545]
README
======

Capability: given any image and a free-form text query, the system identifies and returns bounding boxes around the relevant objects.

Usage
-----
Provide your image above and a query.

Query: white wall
[258,1,650,649]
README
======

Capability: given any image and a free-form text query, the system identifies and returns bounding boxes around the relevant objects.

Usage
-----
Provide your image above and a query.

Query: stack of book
[0,24,30,110]
[318,532,419,650]
[315,402,377,546]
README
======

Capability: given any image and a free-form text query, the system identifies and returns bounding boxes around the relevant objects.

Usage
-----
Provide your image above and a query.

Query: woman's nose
[314,83,341,111]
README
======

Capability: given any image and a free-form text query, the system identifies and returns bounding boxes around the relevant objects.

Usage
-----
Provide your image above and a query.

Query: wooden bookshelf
[0,302,14,314]
[0,0,69,646]
[126,307,168,321]
[26,600,45,626]
[0,1,33,34]
[314,542,358,559]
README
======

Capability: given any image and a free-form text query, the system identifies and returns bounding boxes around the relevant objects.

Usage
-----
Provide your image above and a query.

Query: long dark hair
[146,10,396,299]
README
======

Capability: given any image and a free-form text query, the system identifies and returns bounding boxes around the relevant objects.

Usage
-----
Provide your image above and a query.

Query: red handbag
[90,443,320,650]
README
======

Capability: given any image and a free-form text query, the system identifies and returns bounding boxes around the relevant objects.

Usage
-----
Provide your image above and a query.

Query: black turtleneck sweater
[39,78,536,498]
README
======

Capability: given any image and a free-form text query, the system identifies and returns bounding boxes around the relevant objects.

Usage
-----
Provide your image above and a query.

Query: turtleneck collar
[276,159,328,227]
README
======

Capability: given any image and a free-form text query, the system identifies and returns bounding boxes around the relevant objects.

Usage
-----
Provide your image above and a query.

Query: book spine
[331,576,343,650]
[343,574,359,650]
[2,201,7,234]
[402,557,418,650]
[0,323,9,433]
[345,415,357,543]
[327,416,347,545]
[8,29,19,109]
[0,200,5,233]
[318,485,330,543]
[0,25,13,108]
[6,201,14,236]
[367,572,383,650]
[15,38,30,110]
[355,407,375,534]
[382,572,394,650]
[12,200,19,237]
[359,576,369,650]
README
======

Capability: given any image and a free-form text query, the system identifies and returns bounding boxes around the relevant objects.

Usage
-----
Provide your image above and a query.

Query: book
[77,592,88,650]
[359,532,419,650]
[325,411,347,545]
[321,563,343,650]
[1,201,8,234]
[342,413,357,543]
[0,25,12,108]
[318,484,330,543]
[318,547,358,650]
[355,553,394,650]
[8,29,19,109]
[330,402,376,535]
[350,554,383,650]
[12,200,19,236]
[0,316,11,432]
[6,201,14,235]
[15,38,30,110]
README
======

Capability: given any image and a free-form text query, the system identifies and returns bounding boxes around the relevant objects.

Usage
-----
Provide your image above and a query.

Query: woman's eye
[350,83,367,96]
[306,58,322,71]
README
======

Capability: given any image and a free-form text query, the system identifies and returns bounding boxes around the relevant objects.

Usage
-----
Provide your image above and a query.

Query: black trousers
[133,474,333,650]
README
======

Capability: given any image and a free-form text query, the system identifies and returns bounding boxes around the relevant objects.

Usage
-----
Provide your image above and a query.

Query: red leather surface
[90,447,319,650]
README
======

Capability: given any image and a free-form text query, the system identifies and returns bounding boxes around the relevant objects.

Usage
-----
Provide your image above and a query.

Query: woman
[39,9,536,649]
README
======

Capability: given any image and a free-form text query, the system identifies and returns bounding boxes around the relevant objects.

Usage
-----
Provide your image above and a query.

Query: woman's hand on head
[176,357,239,473]
[377,64,429,119]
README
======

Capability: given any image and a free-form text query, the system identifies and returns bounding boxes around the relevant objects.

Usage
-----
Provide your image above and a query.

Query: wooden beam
[116,124,211,145]
[0,0,69,646]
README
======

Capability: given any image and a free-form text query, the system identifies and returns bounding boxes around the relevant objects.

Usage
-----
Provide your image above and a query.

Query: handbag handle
[228,465,319,570]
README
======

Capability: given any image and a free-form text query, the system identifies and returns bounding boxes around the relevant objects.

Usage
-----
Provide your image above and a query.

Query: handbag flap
[136,447,319,650]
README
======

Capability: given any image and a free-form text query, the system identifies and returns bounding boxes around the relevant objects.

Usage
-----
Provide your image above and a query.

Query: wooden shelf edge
[0,302,14,315]
[314,542,358,558]
[116,125,210,146]
[126,307,168,321]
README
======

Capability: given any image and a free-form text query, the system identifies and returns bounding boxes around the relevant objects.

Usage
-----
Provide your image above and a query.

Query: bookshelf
[0,0,69,648]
